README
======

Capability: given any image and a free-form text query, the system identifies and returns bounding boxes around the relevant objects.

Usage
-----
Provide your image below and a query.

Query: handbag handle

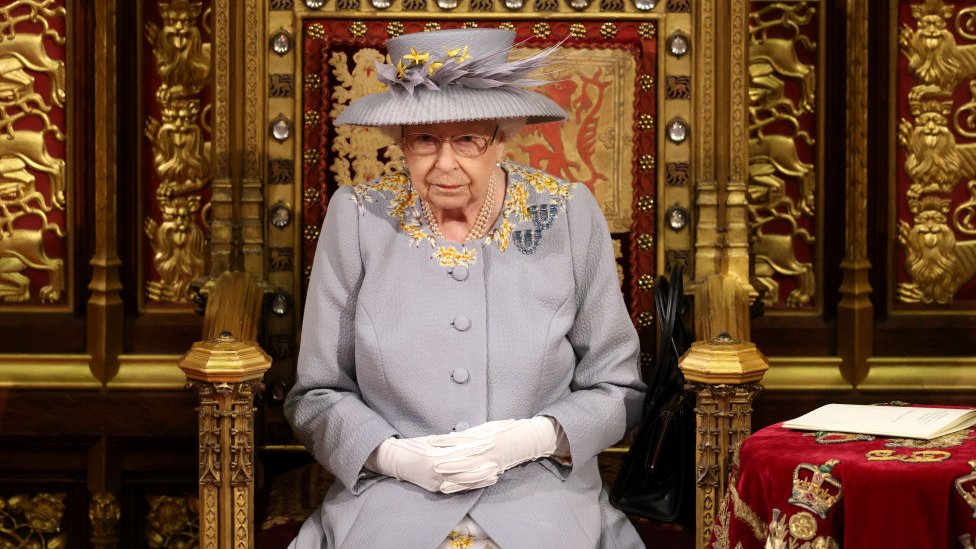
[646,266,691,409]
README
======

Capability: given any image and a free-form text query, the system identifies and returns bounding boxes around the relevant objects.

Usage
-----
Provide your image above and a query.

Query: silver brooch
[529,204,558,230]
[513,229,543,255]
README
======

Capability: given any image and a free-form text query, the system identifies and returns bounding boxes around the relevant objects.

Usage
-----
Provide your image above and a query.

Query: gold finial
[678,331,768,384]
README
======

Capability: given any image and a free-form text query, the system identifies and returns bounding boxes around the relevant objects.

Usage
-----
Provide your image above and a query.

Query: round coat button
[453,421,470,432]
[449,265,469,281]
[451,316,471,331]
[451,368,470,384]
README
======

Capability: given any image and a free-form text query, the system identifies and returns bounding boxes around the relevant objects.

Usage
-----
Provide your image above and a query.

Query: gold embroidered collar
[349,160,574,269]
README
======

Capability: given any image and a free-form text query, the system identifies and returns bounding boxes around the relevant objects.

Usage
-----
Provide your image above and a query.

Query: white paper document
[782,404,976,440]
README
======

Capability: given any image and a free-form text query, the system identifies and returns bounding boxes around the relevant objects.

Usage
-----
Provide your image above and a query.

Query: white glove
[427,417,560,474]
[365,435,501,494]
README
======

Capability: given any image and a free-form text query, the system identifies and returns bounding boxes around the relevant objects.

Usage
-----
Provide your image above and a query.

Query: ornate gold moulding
[292,11,663,20]
[760,356,976,392]
[0,355,98,389]
[0,354,185,389]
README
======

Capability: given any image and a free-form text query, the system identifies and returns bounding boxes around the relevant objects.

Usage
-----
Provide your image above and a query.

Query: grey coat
[286,163,646,549]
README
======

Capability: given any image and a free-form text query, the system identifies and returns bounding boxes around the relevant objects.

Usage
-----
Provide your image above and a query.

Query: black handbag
[609,265,695,523]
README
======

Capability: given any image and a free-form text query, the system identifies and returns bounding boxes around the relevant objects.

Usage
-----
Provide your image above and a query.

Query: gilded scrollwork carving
[89,492,120,548]
[747,2,818,308]
[144,0,211,303]
[898,1,976,304]
[0,58,64,141]
[691,383,762,547]
[146,0,210,103]
[147,99,210,198]
[901,0,976,96]
[187,375,264,549]
[145,195,205,302]
[899,98,973,198]
[0,492,67,548]
[0,0,67,305]
[146,495,200,549]
[0,6,65,109]
[897,196,976,304]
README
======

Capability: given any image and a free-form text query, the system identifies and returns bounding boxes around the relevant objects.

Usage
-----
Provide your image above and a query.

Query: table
[711,421,976,549]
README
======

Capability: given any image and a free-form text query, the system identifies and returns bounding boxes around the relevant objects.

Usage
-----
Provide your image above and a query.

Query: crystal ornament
[271,202,291,228]
[666,206,689,231]
[666,118,688,143]
[271,292,290,316]
[271,31,291,55]
[271,116,292,142]
[668,32,689,57]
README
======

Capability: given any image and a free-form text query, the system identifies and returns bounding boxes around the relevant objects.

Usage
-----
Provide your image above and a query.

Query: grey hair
[377,117,527,145]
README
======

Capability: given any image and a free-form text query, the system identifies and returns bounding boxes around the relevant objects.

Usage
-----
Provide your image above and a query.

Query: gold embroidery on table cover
[788,460,841,519]
[897,0,976,306]
[767,508,839,549]
[0,0,68,306]
[144,0,211,303]
[731,481,768,542]
[956,460,976,518]
[0,492,67,548]
[747,1,819,309]
[803,431,876,445]
[864,448,952,462]
[326,47,636,233]
[885,429,973,449]
[804,429,971,447]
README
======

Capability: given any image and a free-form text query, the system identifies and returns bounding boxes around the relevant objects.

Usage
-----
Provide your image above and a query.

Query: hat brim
[334,86,568,127]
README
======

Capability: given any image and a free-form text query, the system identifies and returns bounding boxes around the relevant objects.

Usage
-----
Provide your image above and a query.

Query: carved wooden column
[680,333,768,549]
[180,332,271,549]
[837,0,872,386]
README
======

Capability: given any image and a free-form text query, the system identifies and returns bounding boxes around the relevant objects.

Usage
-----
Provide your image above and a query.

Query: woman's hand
[427,417,560,475]
[367,435,501,494]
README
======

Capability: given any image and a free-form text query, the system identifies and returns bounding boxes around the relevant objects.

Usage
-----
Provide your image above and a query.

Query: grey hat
[335,28,568,127]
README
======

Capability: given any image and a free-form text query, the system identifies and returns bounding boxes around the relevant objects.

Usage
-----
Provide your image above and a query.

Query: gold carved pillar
[679,333,767,549]
[181,333,270,549]
[182,269,268,549]
[837,0,872,386]
[687,3,767,546]
[209,0,265,277]
[692,0,756,342]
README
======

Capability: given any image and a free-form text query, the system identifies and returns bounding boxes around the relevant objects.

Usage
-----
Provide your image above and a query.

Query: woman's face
[401,120,504,213]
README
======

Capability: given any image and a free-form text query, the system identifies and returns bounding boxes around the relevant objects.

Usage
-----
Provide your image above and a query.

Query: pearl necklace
[421,170,497,243]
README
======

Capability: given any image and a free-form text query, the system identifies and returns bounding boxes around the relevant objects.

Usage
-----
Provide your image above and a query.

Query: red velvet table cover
[711,422,976,549]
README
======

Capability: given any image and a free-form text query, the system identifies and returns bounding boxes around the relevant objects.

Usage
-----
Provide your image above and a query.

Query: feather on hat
[335,28,568,127]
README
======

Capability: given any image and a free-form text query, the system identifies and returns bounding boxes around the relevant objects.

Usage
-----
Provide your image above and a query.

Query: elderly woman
[286,28,646,549]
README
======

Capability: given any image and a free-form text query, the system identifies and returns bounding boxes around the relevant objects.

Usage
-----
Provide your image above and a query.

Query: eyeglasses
[401,126,498,158]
